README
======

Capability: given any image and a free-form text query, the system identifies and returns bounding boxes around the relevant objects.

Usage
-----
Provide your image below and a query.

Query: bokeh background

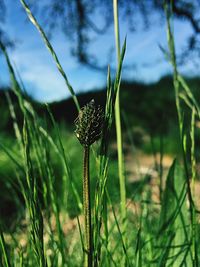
[1,0,200,101]
[1,2,200,265]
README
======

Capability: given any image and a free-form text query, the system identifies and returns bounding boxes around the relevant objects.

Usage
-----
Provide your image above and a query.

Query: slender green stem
[113,0,126,226]
[159,133,164,201]
[20,0,80,111]
[83,146,92,267]
[165,2,196,264]
[0,229,11,267]
[46,158,67,265]
[190,106,197,263]
[23,122,47,267]
[165,0,194,215]
[113,2,127,266]
[190,107,196,196]
[113,0,120,60]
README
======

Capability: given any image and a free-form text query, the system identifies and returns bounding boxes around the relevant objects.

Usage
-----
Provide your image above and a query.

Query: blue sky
[0,0,197,102]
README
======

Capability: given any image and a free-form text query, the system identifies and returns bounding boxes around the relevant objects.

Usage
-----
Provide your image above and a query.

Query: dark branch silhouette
[1,0,200,68]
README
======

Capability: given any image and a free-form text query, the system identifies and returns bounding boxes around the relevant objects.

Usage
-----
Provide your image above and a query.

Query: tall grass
[165,2,198,265]
[113,0,127,240]
[1,1,200,267]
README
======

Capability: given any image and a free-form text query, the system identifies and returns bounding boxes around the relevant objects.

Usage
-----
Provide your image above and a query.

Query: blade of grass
[45,104,82,211]
[106,189,130,266]
[113,0,127,227]
[165,3,195,265]
[93,40,126,265]
[23,120,47,267]
[0,228,11,267]
[19,0,80,111]
[178,75,200,119]
[1,41,48,266]
[190,106,198,264]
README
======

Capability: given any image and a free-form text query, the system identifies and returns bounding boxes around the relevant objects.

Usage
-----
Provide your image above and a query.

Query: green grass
[1,0,200,266]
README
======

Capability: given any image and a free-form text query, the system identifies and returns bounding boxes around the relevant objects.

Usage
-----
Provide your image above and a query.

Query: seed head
[75,99,104,146]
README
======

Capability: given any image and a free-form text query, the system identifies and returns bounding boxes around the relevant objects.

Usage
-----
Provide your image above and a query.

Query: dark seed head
[75,99,104,146]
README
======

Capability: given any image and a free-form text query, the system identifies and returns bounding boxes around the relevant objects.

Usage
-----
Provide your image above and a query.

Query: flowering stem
[83,145,92,267]
[75,100,103,266]
[113,0,127,242]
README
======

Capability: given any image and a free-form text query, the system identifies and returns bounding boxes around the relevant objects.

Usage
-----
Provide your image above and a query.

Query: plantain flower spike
[75,99,104,146]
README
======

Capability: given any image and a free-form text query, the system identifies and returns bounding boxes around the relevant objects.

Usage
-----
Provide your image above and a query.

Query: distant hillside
[1,76,200,136]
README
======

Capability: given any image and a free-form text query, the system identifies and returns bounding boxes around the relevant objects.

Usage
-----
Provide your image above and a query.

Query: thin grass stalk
[0,228,11,267]
[0,16,82,221]
[106,189,130,266]
[19,250,23,267]
[165,0,193,212]
[23,121,47,267]
[83,146,93,267]
[165,1,195,264]
[25,113,49,206]
[178,75,200,118]
[20,0,80,111]
[1,41,47,266]
[159,133,164,201]
[190,107,196,197]
[93,67,111,266]
[22,105,68,265]
[0,42,25,114]
[5,91,23,147]
[93,42,126,265]
[113,0,126,236]
[77,216,85,255]
[135,224,142,267]
[190,107,198,264]
[46,104,82,210]
[44,149,67,266]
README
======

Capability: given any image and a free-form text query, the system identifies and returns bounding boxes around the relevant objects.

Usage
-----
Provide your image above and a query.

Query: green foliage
[158,160,191,266]
[1,1,200,266]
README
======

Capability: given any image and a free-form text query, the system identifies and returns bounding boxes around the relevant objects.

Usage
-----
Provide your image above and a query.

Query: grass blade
[20,0,80,111]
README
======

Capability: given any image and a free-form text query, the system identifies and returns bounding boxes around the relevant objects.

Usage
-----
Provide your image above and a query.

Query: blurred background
[1,0,200,231]
[1,0,200,101]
